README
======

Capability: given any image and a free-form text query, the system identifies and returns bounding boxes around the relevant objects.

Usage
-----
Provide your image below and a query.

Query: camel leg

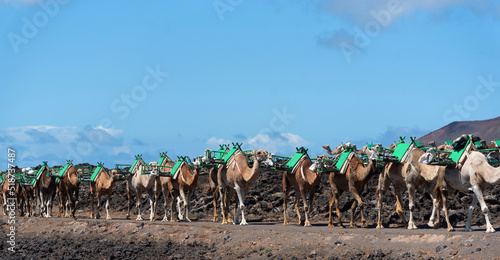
[427,183,438,228]
[162,189,169,222]
[465,195,479,232]
[169,194,177,222]
[328,189,334,227]
[349,184,365,228]
[72,189,79,219]
[185,191,192,222]
[126,189,131,220]
[218,186,228,224]
[57,187,64,217]
[406,184,417,230]
[90,190,95,219]
[105,193,112,220]
[471,185,495,233]
[148,189,155,221]
[442,192,454,232]
[283,174,290,226]
[395,188,407,227]
[299,188,310,227]
[136,191,143,221]
[233,184,247,225]
[376,171,390,229]
[305,188,315,227]
[212,189,219,222]
[350,200,358,228]
[179,189,190,222]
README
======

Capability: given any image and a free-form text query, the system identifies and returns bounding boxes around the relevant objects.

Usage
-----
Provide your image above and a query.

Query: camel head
[109,169,126,180]
[149,161,159,176]
[254,149,273,166]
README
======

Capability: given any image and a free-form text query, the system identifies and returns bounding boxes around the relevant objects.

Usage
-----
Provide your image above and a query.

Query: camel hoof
[186,218,192,223]
[136,216,143,221]
[162,217,169,222]
[376,224,384,229]
[486,228,496,233]
[407,225,417,230]
[304,222,311,227]
[328,223,334,227]
[447,227,455,232]
[106,216,112,220]
[349,225,357,228]
[283,222,289,226]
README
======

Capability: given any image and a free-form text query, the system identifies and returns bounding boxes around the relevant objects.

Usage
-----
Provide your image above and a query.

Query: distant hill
[417,116,500,145]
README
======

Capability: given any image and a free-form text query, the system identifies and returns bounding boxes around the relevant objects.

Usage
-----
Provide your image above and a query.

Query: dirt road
[2,214,499,259]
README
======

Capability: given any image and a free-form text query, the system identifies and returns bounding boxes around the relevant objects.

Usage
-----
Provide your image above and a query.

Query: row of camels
[1,138,499,233]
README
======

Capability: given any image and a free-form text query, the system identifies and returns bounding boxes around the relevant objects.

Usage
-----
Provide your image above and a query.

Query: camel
[282,156,322,227]
[126,156,158,221]
[57,162,81,218]
[166,158,202,222]
[218,149,273,225]
[328,150,379,228]
[434,151,500,232]
[322,144,345,157]
[156,157,174,222]
[206,165,235,223]
[90,167,124,220]
[376,145,444,229]
[36,163,57,217]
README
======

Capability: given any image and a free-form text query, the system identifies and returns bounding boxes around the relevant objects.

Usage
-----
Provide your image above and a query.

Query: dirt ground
[2,168,500,259]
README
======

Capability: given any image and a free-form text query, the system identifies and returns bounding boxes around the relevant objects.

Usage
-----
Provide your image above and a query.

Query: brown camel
[328,151,378,228]
[206,165,235,223]
[434,151,500,232]
[57,162,81,218]
[166,159,201,222]
[156,156,174,222]
[283,156,322,227]
[90,167,124,220]
[36,162,57,217]
[218,149,272,225]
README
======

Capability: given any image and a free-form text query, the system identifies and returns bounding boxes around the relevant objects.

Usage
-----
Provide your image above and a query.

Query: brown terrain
[418,116,500,145]
[2,117,500,259]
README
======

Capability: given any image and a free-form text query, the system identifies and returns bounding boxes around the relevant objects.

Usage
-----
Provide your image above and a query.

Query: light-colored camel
[57,163,80,218]
[126,157,158,221]
[283,156,322,227]
[36,163,57,217]
[328,151,378,228]
[90,168,124,220]
[435,151,500,233]
[166,160,201,222]
[376,146,444,229]
[218,149,272,225]
[322,144,345,157]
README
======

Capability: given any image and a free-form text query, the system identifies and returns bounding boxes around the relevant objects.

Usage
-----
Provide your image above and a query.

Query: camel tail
[375,187,379,196]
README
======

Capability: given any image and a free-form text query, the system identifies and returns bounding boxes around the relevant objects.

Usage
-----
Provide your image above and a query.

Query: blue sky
[1,0,500,167]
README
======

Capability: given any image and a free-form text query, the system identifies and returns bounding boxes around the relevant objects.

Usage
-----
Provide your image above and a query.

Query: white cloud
[246,132,310,155]
[94,126,123,136]
[206,137,232,147]
[0,125,139,167]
